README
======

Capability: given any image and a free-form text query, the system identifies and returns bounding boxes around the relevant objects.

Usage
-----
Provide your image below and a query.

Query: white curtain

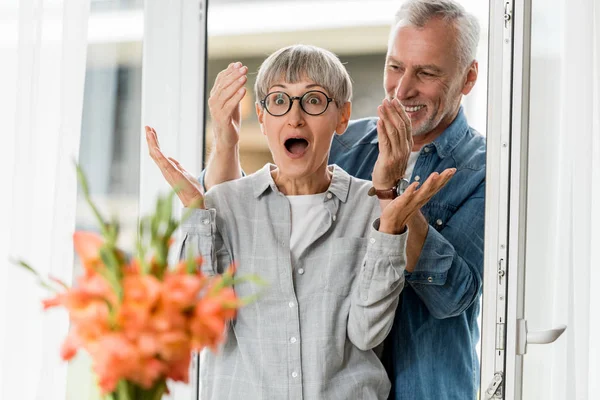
[524,0,600,398]
[0,1,90,399]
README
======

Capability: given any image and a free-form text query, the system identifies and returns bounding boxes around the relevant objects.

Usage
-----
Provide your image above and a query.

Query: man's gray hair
[255,44,352,109]
[393,0,480,68]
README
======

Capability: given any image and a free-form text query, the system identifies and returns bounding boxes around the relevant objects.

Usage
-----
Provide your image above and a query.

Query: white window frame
[140,1,208,399]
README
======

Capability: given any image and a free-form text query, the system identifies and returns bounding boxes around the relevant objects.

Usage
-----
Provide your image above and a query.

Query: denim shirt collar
[365,107,470,159]
[252,163,351,202]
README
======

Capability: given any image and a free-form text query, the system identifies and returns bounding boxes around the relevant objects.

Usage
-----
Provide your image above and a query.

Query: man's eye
[388,64,399,71]
[420,71,435,77]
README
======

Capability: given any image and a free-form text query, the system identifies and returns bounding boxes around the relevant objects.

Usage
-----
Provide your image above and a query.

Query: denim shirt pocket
[421,201,456,233]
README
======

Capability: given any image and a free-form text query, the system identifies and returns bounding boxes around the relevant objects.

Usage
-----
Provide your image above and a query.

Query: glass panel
[67,2,143,398]
[521,0,565,398]
[205,1,488,399]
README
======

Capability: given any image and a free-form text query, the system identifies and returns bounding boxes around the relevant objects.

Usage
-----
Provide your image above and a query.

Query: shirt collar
[368,106,470,159]
[252,163,351,203]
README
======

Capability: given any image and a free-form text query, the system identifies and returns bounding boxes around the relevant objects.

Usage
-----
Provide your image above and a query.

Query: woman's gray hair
[254,44,352,109]
[393,0,480,68]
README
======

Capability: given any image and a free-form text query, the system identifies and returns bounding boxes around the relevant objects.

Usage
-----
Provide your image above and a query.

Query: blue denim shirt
[330,108,485,400]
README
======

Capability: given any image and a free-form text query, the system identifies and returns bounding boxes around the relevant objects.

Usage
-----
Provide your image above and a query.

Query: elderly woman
[145,44,453,399]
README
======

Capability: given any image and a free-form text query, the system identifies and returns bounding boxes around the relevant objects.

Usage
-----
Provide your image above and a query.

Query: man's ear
[462,61,478,95]
[255,103,265,135]
[335,102,352,135]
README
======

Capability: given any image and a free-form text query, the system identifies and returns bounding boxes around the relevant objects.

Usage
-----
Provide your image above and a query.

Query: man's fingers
[392,98,413,148]
[376,117,392,150]
[380,101,402,150]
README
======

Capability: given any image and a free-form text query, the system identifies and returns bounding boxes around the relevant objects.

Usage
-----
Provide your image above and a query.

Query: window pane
[67,1,143,398]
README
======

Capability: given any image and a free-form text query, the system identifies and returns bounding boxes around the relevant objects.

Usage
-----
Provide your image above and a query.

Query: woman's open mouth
[284,137,309,158]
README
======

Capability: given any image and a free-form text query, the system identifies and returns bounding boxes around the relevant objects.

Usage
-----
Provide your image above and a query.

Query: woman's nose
[286,100,305,127]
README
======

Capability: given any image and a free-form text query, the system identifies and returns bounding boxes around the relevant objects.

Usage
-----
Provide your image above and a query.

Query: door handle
[516,319,567,355]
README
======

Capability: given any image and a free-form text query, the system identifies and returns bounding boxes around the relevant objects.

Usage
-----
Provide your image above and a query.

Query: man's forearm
[405,210,429,272]
[204,143,243,191]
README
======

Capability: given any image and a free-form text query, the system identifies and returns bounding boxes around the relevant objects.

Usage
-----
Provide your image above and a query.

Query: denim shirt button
[427,277,433,283]
[414,175,421,182]
[436,219,443,226]
[424,146,431,153]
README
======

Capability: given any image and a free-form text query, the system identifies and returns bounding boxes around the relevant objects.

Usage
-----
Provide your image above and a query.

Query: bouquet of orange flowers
[16,166,250,399]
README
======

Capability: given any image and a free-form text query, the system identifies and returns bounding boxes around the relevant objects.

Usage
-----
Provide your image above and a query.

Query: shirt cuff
[367,218,409,258]
[405,225,453,285]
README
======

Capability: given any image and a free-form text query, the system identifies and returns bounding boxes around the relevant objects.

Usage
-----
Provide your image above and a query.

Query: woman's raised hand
[145,126,205,208]
[379,168,456,234]
[208,62,248,150]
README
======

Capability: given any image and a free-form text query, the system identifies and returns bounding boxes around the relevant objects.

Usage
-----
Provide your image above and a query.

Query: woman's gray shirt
[180,164,407,400]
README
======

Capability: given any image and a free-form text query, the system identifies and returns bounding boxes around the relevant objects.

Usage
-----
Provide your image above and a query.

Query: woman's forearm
[204,143,243,190]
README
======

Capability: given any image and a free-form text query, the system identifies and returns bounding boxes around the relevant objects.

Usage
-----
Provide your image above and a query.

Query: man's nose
[287,100,305,127]
[395,74,419,100]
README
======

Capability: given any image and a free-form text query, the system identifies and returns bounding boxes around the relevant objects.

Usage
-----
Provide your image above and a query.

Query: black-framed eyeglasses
[260,90,335,117]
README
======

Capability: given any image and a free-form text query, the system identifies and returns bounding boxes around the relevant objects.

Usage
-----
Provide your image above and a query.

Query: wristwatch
[368,178,410,200]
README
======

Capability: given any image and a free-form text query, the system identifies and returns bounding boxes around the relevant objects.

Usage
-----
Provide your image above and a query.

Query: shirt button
[288,301,295,308]
[297,268,305,275]
[202,219,210,225]
[436,219,443,226]
[290,337,297,344]
[414,175,421,182]
[369,237,376,244]
[292,371,298,378]
[424,147,430,153]
[332,215,337,221]
[427,277,433,283]
[326,192,333,199]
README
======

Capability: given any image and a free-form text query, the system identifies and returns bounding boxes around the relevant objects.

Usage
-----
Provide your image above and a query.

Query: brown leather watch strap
[367,185,398,199]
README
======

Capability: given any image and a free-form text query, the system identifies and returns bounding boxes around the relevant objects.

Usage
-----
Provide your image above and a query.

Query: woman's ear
[255,102,265,135]
[335,102,352,135]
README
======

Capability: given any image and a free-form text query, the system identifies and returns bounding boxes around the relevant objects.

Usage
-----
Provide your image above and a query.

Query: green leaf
[12,259,61,293]
[75,162,109,237]
[116,380,131,400]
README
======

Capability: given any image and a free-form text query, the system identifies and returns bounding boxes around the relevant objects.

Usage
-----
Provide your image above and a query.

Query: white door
[481,0,599,398]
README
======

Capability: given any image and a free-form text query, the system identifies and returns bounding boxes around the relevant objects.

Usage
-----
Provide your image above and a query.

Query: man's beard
[410,110,439,137]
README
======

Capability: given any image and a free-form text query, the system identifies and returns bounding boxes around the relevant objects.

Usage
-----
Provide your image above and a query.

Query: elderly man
[201,1,485,399]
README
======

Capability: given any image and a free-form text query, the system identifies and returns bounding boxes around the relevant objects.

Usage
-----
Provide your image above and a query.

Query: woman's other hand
[145,126,205,209]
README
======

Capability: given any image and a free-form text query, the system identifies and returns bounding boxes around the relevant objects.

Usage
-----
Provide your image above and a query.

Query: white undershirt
[404,151,421,180]
[286,193,328,267]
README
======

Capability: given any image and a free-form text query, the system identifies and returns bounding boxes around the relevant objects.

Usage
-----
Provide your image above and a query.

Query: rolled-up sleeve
[405,190,484,319]
[347,219,408,351]
[179,208,231,276]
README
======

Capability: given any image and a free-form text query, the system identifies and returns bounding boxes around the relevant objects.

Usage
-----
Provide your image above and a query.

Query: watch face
[396,178,410,195]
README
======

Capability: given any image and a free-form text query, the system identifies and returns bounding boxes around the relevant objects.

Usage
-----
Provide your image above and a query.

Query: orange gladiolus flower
[73,231,104,273]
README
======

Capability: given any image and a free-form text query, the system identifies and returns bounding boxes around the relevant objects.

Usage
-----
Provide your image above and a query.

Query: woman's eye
[307,97,321,105]
[275,98,285,105]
